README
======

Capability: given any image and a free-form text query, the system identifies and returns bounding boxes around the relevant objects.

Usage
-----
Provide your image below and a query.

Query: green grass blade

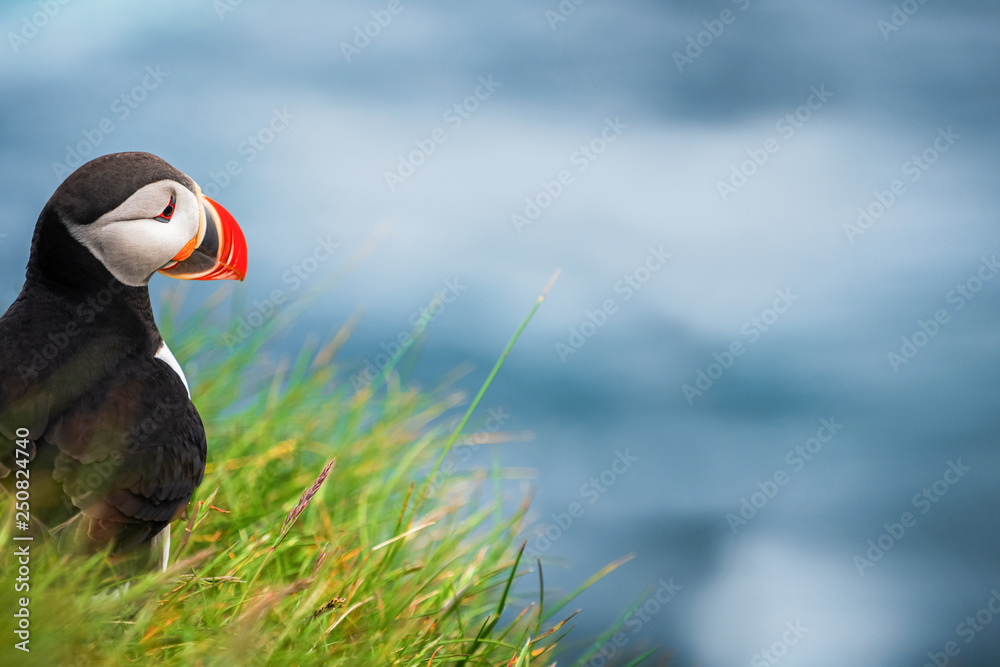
[414,271,560,518]
[543,553,635,624]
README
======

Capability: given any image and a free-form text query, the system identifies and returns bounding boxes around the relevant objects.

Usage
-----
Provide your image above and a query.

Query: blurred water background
[1,1,999,664]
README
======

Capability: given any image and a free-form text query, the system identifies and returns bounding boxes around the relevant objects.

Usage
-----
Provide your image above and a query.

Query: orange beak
[159,193,247,281]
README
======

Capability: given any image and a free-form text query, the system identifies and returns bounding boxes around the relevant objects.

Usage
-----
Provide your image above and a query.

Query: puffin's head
[40,152,247,287]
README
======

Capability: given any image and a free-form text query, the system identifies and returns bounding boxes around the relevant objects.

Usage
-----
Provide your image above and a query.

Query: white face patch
[65,179,201,286]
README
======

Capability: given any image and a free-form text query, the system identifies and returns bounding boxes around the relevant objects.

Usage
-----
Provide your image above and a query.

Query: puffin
[0,152,247,571]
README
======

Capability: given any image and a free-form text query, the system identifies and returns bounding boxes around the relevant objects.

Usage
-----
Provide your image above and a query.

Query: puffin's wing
[41,355,207,553]
[0,307,56,490]
[0,388,53,478]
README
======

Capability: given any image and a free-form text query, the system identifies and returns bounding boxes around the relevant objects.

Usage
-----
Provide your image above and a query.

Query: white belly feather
[154,341,191,398]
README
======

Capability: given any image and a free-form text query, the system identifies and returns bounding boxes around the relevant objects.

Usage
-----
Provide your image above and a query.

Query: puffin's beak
[158,191,247,281]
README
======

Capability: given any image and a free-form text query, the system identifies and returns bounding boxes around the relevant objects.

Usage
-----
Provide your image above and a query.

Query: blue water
[2,1,999,664]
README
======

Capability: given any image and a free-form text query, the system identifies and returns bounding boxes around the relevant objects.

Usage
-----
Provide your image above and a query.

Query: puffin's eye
[155,196,176,223]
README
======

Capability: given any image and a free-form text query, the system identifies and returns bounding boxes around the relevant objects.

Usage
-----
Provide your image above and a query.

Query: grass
[0,273,637,666]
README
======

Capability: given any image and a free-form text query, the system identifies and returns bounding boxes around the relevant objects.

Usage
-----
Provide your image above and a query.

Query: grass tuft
[1,273,641,666]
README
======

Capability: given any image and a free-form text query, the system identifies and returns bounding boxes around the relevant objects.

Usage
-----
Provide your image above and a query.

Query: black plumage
[0,153,243,561]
